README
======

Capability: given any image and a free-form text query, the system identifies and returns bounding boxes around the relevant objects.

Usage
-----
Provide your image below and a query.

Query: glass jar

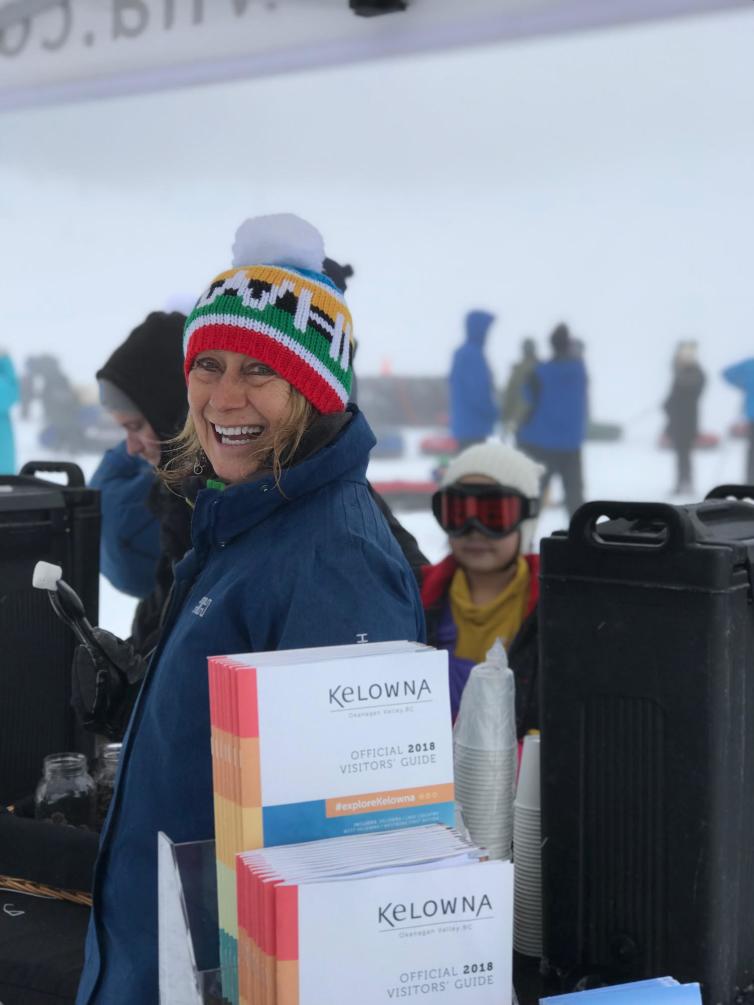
[34,752,95,829]
[93,742,122,830]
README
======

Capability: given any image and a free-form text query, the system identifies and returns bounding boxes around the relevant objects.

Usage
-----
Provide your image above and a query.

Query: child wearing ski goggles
[420,441,544,735]
[431,483,540,539]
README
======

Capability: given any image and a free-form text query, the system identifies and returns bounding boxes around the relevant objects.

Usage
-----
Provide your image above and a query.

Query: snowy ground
[13,413,750,640]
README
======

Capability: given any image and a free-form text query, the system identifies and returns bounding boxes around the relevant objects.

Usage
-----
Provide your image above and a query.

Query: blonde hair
[160,387,317,488]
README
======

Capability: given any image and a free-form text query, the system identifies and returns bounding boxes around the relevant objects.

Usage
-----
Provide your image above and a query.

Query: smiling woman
[76,213,426,1005]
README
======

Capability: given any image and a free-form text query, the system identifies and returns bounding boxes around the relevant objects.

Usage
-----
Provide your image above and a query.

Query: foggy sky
[2,6,754,434]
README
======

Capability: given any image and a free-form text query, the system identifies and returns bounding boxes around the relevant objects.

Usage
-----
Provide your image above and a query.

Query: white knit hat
[440,440,545,552]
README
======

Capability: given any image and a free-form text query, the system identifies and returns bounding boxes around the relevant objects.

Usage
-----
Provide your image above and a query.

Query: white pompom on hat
[441,440,546,552]
[231,213,325,272]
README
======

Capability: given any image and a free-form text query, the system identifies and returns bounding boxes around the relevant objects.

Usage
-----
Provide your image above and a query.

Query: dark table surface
[0,890,89,1005]
[515,953,556,1002]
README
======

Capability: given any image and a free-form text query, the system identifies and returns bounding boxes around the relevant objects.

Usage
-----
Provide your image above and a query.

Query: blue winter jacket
[517,356,588,451]
[89,442,162,598]
[0,355,19,474]
[722,358,754,421]
[449,311,498,441]
[76,408,425,1005]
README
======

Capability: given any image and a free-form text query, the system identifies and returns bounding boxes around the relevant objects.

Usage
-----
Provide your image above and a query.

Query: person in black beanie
[80,313,192,738]
[96,310,189,456]
[90,311,188,604]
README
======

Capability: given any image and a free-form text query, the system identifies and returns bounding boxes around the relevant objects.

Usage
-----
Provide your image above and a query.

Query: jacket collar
[421,552,540,615]
[190,404,374,550]
[420,554,458,608]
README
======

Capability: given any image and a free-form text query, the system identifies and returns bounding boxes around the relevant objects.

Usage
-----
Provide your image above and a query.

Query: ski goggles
[431,483,539,539]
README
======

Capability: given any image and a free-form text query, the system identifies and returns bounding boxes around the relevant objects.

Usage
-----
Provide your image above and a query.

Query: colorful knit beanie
[183,214,353,414]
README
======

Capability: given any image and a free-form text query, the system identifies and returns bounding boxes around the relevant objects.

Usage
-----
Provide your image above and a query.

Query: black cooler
[0,461,100,806]
[539,491,754,1005]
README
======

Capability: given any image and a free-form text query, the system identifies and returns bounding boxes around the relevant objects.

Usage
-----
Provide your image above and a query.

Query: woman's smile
[211,422,265,446]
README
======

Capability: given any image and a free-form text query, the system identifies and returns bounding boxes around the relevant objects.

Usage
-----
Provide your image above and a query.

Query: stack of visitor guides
[237,825,512,1005]
[208,641,492,1004]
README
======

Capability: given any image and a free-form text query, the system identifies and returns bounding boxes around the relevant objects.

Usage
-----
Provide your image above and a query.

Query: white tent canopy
[0,0,749,112]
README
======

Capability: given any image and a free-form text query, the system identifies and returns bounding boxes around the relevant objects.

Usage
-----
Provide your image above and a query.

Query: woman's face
[111,411,161,467]
[187,349,294,484]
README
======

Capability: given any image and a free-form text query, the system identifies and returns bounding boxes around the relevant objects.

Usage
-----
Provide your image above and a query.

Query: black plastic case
[539,490,754,1004]
[0,462,100,805]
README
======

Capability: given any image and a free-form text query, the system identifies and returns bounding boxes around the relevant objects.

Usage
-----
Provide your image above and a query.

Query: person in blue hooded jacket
[89,445,161,597]
[517,323,588,518]
[449,310,498,449]
[75,215,425,1005]
[90,311,188,600]
[722,356,754,484]
[0,351,19,474]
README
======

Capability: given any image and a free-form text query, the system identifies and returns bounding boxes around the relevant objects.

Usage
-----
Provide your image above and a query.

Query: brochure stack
[237,825,513,1005]
[208,641,459,1003]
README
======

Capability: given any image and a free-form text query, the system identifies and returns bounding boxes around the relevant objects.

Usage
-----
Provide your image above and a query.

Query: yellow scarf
[449,556,530,664]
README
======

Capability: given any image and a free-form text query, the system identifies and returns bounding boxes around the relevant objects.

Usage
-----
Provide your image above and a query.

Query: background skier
[501,336,538,441]
[722,355,754,485]
[0,350,19,474]
[516,323,588,518]
[449,309,498,450]
[662,340,706,495]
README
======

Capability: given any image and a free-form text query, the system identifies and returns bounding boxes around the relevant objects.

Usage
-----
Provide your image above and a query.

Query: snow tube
[729,420,751,440]
[419,434,458,456]
[658,432,721,450]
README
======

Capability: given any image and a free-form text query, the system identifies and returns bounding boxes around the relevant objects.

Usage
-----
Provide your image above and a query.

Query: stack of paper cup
[453,640,517,861]
[513,731,542,956]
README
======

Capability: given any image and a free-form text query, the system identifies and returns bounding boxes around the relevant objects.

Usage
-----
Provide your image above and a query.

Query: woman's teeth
[213,423,263,445]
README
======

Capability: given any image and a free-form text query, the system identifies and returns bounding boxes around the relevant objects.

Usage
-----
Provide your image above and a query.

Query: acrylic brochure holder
[158,832,233,1005]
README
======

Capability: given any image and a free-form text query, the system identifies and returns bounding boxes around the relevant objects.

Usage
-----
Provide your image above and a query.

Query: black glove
[71,628,147,741]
